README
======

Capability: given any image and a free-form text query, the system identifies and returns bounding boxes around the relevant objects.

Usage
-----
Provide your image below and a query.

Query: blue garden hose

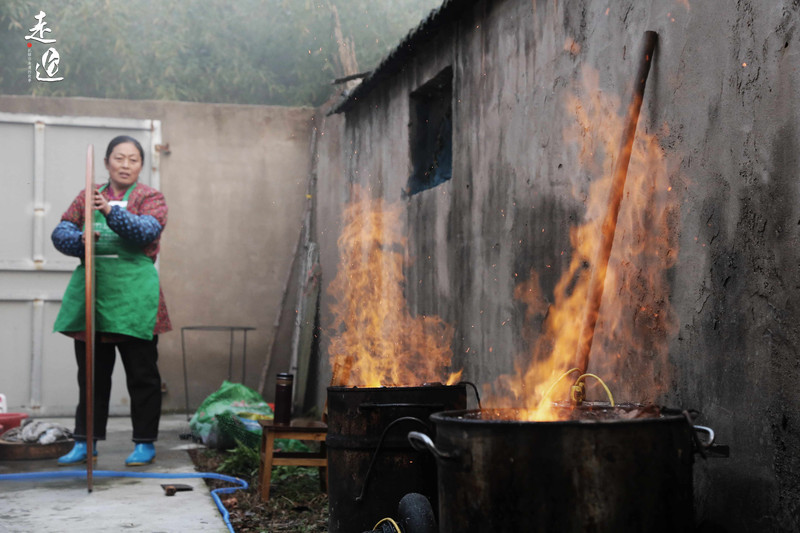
[0,469,248,533]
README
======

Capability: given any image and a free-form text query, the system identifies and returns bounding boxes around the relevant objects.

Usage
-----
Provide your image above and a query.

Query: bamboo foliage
[0,0,439,106]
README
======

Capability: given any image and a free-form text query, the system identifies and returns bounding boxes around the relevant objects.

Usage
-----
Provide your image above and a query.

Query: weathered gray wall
[313,0,800,531]
[0,95,314,412]
[312,109,346,401]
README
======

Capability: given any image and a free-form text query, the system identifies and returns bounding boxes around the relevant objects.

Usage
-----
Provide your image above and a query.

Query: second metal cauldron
[327,384,467,533]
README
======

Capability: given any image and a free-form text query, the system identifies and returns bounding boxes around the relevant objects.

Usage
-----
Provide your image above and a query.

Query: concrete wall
[0,95,314,412]
[311,110,346,400]
[313,0,800,531]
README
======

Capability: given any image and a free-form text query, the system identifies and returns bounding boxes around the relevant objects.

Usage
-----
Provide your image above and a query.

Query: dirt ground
[189,448,329,532]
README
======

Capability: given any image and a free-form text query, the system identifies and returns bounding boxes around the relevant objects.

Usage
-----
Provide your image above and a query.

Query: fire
[489,67,679,420]
[328,185,461,387]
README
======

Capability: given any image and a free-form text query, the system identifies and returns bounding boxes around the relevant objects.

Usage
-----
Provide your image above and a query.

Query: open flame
[328,185,461,387]
[488,67,679,420]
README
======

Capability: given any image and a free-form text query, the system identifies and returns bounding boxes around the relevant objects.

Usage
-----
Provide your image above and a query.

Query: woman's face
[105,142,142,191]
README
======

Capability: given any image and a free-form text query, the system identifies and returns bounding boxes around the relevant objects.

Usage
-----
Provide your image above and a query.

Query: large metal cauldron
[409,405,714,533]
[327,384,467,533]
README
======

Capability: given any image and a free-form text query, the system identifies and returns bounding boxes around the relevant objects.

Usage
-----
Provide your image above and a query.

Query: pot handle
[355,417,431,503]
[693,425,715,447]
[682,411,728,458]
[690,422,729,458]
[408,431,459,462]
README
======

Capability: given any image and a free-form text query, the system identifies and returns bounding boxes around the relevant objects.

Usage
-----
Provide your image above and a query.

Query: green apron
[53,183,160,340]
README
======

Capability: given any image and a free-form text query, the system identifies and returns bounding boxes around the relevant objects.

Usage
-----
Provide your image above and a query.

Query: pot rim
[327,383,466,393]
[430,405,691,427]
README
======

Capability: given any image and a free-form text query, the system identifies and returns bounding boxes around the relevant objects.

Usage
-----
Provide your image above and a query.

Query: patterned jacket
[52,182,172,336]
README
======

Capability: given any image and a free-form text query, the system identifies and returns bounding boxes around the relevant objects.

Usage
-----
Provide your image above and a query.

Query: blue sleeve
[51,221,84,258]
[105,205,163,245]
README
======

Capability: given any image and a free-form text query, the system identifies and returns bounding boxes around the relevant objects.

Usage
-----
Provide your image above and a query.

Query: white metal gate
[0,112,162,416]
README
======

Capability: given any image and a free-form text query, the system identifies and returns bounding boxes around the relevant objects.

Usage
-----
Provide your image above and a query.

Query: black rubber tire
[397,493,437,533]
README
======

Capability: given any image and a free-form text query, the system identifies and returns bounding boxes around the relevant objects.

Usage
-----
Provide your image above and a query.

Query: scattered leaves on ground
[189,448,328,532]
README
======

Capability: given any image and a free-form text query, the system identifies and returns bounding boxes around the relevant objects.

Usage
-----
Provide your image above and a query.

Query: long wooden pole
[574,31,658,376]
[84,145,95,492]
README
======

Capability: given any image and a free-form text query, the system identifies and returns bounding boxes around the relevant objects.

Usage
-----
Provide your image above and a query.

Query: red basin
[0,413,29,432]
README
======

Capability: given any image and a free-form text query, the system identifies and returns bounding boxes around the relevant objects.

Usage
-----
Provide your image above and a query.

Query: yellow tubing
[541,367,581,403]
[575,373,615,406]
[373,517,402,532]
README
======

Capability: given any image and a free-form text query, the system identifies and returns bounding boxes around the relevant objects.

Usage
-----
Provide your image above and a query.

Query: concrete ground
[0,414,233,533]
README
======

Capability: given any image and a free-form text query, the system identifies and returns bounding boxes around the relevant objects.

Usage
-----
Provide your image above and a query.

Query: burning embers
[327,185,462,388]
[454,401,665,422]
[490,62,680,421]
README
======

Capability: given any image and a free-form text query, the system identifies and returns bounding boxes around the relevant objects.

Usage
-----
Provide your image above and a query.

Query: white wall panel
[0,113,159,414]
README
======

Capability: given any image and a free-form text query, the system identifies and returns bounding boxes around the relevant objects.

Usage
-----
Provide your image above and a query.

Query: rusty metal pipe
[574,31,658,378]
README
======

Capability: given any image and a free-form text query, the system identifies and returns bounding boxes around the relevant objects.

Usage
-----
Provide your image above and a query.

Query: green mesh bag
[189,380,274,449]
[216,412,262,450]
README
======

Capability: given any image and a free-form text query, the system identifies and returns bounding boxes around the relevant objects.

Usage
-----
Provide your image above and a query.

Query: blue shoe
[57,440,97,466]
[125,443,155,466]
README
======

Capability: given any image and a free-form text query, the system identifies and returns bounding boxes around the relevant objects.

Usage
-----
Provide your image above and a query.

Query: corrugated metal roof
[329,0,478,114]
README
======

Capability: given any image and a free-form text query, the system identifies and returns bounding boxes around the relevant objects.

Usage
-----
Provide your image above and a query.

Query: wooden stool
[258,420,328,502]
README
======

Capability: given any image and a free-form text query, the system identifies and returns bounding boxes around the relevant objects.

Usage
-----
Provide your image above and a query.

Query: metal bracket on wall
[180,325,255,419]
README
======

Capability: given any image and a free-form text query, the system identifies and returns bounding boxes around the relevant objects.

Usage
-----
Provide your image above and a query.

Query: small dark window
[406,66,453,196]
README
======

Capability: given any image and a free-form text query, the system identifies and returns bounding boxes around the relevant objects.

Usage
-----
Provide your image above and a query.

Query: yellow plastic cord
[541,367,581,403]
[373,517,402,533]
[575,373,615,406]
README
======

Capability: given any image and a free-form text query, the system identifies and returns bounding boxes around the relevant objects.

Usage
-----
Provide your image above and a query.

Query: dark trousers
[72,336,161,443]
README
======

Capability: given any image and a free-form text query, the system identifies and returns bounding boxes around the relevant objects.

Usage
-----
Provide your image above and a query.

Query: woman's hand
[81,231,100,245]
[93,188,111,216]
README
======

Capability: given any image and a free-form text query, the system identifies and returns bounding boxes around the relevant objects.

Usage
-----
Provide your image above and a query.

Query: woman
[52,135,171,466]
